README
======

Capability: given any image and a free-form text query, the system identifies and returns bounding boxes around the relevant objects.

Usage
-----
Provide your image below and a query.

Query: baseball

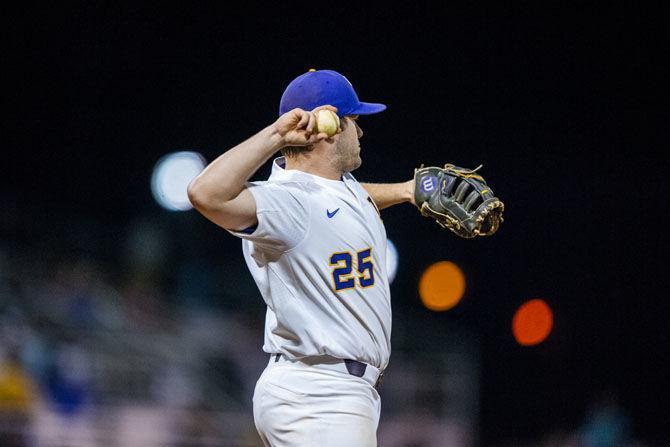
[316,109,340,137]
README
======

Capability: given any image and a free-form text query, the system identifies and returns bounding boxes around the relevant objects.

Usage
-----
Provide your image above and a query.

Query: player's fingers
[308,132,329,144]
[296,110,310,129]
[305,111,317,135]
[312,105,338,114]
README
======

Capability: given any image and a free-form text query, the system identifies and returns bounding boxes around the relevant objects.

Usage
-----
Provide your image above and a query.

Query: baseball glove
[414,163,504,238]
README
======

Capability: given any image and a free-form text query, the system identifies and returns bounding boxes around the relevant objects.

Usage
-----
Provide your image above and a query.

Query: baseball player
[188,69,414,446]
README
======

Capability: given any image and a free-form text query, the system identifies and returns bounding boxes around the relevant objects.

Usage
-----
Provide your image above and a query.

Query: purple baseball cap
[279,69,387,118]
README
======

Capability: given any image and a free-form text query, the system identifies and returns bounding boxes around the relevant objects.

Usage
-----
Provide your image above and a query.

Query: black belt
[273,353,384,389]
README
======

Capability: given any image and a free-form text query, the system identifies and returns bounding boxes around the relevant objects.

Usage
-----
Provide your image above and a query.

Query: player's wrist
[404,179,416,206]
[263,125,286,153]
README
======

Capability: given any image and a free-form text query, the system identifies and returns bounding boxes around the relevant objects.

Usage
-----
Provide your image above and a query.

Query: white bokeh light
[151,151,206,211]
[386,239,399,283]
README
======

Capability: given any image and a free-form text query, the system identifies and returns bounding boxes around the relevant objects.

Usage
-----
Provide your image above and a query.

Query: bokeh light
[419,261,466,311]
[151,151,206,211]
[512,299,554,346]
[386,239,398,284]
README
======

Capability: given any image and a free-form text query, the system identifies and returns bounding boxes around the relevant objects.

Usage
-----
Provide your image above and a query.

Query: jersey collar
[269,157,355,186]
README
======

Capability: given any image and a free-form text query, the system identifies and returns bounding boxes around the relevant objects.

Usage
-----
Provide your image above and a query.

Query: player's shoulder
[343,172,366,192]
[252,178,318,198]
[267,173,332,194]
[265,177,309,190]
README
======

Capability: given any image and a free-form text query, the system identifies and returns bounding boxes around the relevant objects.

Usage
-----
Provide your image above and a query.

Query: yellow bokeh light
[419,261,466,311]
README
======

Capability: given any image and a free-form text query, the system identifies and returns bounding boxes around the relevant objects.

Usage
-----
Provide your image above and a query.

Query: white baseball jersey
[229,157,391,369]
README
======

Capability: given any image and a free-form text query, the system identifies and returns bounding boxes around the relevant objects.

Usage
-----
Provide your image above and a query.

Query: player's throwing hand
[273,106,339,146]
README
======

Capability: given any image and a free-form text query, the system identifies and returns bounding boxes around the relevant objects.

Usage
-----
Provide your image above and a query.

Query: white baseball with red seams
[316,109,340,136]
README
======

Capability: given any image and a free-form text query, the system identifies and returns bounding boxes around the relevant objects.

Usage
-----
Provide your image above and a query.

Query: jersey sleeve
[227,180,310,253]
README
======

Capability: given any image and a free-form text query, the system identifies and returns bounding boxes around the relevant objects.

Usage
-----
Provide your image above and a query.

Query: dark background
[3,2,667,444]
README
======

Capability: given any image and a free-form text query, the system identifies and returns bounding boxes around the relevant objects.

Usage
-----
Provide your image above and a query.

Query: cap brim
[348,102,387,116]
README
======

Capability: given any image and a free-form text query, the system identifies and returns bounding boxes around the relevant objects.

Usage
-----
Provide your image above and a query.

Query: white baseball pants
[253,355,382,446]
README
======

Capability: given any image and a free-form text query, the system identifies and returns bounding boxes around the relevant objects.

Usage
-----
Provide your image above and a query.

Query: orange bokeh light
[419,261,466,311]
[512,299,553,346]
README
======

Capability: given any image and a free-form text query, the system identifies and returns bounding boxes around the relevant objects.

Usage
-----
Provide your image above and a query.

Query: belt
[270,354,384,389]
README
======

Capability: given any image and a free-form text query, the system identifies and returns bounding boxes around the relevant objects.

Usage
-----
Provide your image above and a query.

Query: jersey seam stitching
[247,182,312,255]
[281,182,312,255]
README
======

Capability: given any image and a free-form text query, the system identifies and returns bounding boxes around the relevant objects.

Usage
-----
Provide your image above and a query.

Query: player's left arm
[361,180,415,210]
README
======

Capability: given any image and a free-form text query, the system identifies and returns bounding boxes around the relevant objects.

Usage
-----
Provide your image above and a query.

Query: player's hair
[281,145,315,157]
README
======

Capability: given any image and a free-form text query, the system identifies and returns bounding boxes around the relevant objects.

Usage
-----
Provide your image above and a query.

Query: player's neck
[284,152,344,181]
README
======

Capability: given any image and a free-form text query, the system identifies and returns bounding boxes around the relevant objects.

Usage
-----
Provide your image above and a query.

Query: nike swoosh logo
[326,208,340,218]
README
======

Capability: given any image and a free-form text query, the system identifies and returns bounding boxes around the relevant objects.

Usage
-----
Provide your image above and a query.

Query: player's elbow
[187,180,237,217]
[187,178,212,211]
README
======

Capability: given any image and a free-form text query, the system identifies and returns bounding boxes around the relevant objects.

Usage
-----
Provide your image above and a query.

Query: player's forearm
[188,125,283,209]
[361,180,415,210]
